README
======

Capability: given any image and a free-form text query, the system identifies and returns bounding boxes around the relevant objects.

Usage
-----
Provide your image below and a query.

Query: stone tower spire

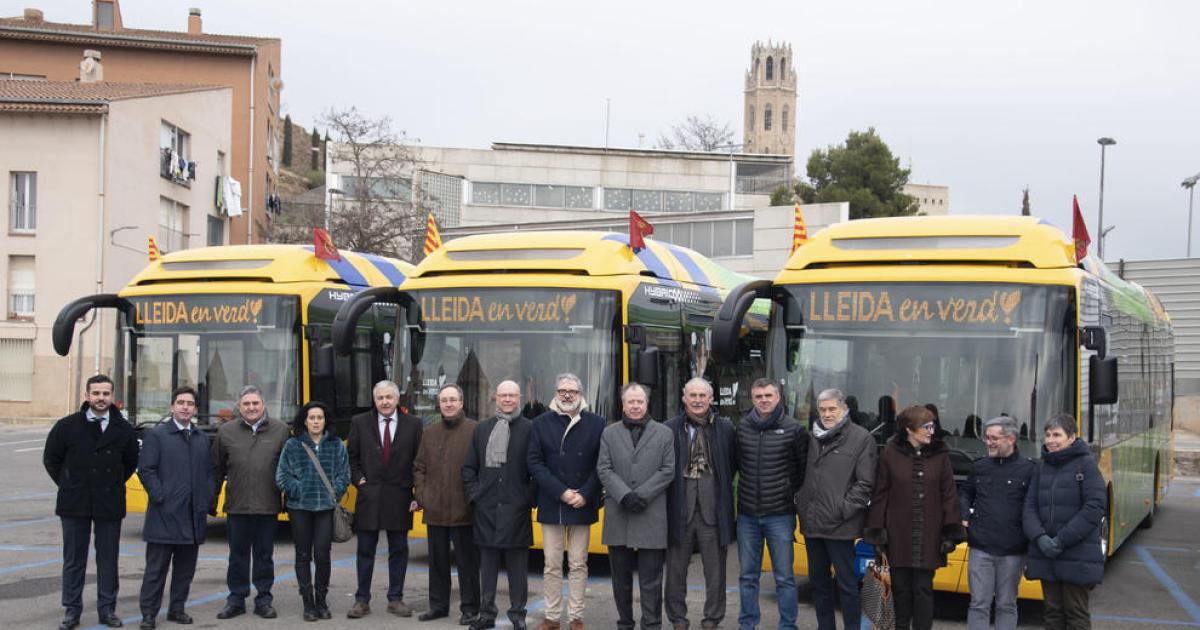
[743,40,797,155]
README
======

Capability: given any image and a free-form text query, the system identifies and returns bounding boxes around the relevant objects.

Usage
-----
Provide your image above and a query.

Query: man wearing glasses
[959,416,1036,630]
[528,373,605,630]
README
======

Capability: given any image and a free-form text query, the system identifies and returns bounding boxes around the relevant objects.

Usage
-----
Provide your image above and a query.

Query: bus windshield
[769,282,1076,471]
[396,288,621,423]
[114,294,303,429]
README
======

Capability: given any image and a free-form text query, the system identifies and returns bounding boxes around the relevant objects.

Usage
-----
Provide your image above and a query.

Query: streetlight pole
[713,143,744,210]
[1184,174,1200,257]
[1096,137,1116,260]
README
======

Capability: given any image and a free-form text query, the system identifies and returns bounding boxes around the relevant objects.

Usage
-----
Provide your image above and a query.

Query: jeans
[226,514,278,609]
[967,549,1024,630]
[1041,580,1092,630]
[355,528,409,602]
[289,509,333,595]
[806,538,860,630]
[61,517,121,619]
[736,513,798,630]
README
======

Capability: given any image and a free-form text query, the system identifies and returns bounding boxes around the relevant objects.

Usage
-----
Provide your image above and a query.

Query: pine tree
[1021,187,1031,216]
[310,128,320,171]
[282,115,293,166]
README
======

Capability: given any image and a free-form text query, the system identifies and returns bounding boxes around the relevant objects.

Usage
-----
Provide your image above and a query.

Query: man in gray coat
[137,386,213,630]
[211,385,289,620]
[597,383,675,630]
[795,389,876,630]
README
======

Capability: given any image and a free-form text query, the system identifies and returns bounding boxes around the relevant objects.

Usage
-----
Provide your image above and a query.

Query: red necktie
[382,417,393,469]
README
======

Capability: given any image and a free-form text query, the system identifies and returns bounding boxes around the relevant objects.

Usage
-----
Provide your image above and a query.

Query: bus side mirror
[712,280,772,363]
[1090,355,1119,404]
[313,342,335,380]
[638,346,660,388]
[1081,326,1108,359]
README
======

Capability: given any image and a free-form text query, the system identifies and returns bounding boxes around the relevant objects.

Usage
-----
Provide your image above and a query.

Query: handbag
[299,442,355,543]
[861,553,895,630]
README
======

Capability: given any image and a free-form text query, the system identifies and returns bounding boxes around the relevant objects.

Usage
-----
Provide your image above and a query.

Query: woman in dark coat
[1023,414,1106,630]
[864,405,965,630]
[275,402,350,621]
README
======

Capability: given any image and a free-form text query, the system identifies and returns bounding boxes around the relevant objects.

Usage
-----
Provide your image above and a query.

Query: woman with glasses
[864,405,966,630]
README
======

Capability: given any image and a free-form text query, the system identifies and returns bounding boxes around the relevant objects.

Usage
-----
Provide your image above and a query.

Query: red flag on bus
[1072,195,1090,263]
[791,202,808,253]
[313,227,341,261]
[629,210,654,251]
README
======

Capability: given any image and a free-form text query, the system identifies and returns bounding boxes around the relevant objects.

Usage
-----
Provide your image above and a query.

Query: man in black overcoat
[43,374,139,630]
[345,380,423,618]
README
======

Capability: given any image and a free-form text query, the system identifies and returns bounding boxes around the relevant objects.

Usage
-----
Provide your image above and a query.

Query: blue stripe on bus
[358,252,408,286]
[602,234,680,286]
[303,246,370,287]
[660,243,721,299]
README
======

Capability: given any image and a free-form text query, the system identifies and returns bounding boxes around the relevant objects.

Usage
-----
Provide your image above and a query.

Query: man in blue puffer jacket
[1022,414,1107,630]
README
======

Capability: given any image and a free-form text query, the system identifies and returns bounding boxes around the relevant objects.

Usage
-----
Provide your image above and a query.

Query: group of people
[43,372,1107,630]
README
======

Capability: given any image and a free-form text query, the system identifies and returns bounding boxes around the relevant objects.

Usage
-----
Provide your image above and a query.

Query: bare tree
[262,106,430,260]
[655,115,736,152]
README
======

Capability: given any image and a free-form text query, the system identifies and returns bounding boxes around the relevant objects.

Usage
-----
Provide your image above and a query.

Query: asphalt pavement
[2,421,1199,629]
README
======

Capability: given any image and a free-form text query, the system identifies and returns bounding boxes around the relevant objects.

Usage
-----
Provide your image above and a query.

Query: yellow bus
[713,216,1173,598]
[331,230,767,549]
[52,244,415,516]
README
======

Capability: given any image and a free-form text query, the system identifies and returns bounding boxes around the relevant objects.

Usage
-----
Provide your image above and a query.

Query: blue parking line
[1136,545,1200,624]
[1093,615,1200,627]
[1193,487,1200,498]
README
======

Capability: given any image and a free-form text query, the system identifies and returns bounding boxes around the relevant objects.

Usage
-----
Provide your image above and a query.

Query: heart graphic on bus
[249,299,263,320]
[998,290,1021,324]
[560,294,577,323]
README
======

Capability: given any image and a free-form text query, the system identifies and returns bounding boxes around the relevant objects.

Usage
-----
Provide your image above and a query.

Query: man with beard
[462,380,536,630]
[44,374,139,630]
[413,384,480,624]
[528,373,605,630]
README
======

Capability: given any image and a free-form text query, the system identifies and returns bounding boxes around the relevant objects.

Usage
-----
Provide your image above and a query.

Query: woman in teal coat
[276,402,350,621]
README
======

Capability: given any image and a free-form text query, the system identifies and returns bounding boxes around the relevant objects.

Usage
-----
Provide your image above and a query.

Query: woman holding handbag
[276,402,351,621]
[864,405,965,630]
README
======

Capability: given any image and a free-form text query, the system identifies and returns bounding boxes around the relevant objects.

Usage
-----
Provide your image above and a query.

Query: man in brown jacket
[414,384,480,624]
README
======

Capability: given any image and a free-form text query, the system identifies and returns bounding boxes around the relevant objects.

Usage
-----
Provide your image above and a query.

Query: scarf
[684,412,712,479]
[622,416,647,448]
[748,402,785,430]
[813,414,848,441]
[441,410,466,427]
[485,408,519,468]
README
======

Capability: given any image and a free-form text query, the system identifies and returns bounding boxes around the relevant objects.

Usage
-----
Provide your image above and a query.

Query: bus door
[627,284,690,421]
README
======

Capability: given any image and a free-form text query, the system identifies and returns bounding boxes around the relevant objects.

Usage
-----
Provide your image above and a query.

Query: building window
[0,337,33,401]
[604,188,632,210]
[160,121,191,183]
[159,197,189,252]
[9,171,36,233]
[501,183,531,206]
[564,186,593,209]
[766,56,774,81]
[754,58,760,79]
[96,0,114,29]
[748,105,755,130]
[655,218,753,258]
[472,182,593,210]
[472,182,501,205]
[780,57,787,78]
[207,215,224,246]
[782,105,789,132]
[764,104,773,131]
[421,171,464,226]
[7,255,35,319]
[342,175,412,200]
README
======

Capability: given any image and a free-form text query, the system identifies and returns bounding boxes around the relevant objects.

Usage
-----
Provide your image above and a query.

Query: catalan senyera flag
[791,202,808,253]
[423,213,443,255]
[148,236,161,262]
[313,227,341,261]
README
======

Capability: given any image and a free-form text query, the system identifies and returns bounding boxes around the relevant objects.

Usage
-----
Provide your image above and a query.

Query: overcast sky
[11,0,1200,261]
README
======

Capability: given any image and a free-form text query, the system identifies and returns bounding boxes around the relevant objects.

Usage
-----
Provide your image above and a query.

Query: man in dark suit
[43,374,139,630]
[137,385,214,630]
[346,380,423,619]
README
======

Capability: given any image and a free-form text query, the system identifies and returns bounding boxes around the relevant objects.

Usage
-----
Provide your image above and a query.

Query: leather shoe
[419,610,449,622]
[215,605,245,620]
[346,601,370,619]
[510,619,527,630]
[387,600,413,617]
[139,617,155,630]
[100,613,125,628]
[459,612,479,625]
[470,619,497,630]
[253,605,278,619]
[165,611,193,624]
[59,617,80,630]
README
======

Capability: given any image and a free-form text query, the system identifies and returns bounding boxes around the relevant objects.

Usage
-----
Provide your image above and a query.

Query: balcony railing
[8,291,34,319]
[8,201,35,232]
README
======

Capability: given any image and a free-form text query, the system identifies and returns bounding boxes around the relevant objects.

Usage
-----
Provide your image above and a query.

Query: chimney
[80,50,104,83]
[22,8,43,22]
[187,8,202,35]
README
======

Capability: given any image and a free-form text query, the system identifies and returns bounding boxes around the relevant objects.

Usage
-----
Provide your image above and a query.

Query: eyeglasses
[983,435,1008,443]
[921,422,936,432]
[556,389,580,396]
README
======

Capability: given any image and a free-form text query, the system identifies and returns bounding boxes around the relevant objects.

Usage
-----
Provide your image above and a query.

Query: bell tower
[743,40,797,155]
